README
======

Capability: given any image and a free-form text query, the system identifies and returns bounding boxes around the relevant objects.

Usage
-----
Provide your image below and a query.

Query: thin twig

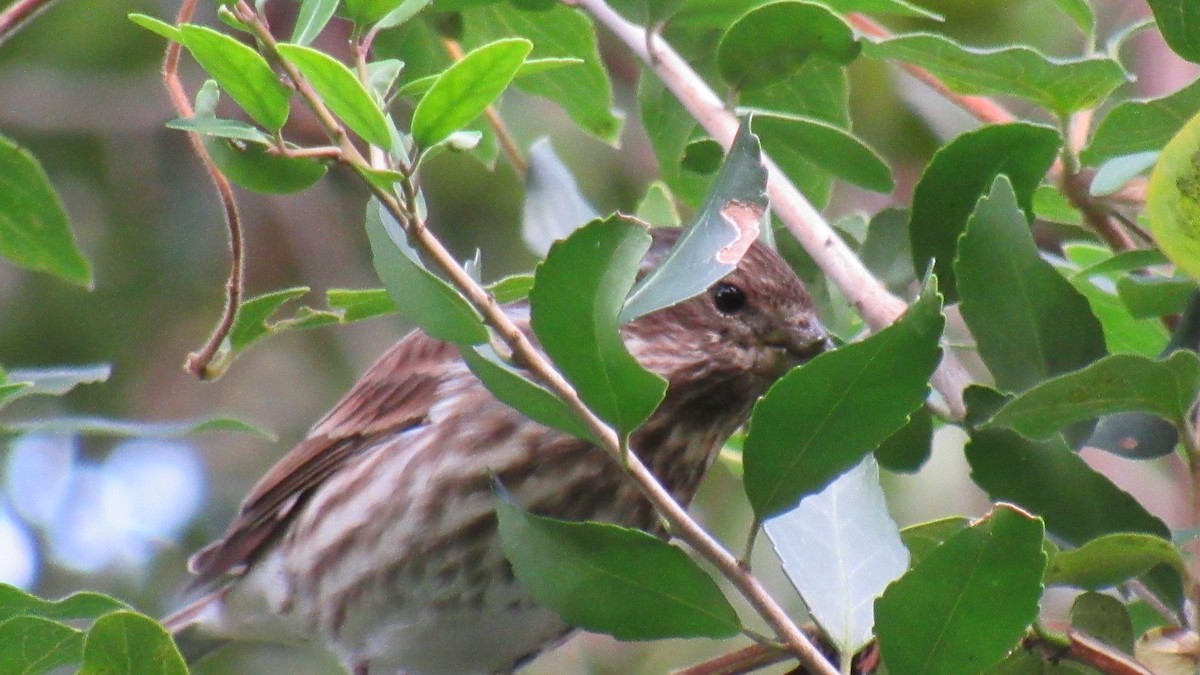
[441,37,528,174]
[577,0,972,419]
[673,644,791,675]
[166,0,246,380]
[0,0,60,47]
[233,5,839,673]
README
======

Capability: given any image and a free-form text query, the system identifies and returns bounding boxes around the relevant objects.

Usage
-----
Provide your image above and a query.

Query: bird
[165,226,829,674]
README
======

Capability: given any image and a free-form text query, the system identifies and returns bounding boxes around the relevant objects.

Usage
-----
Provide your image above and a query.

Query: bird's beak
[762,321,831,367]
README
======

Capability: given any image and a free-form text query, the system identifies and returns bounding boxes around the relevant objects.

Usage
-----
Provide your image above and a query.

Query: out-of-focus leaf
[343,0,407,25]
[1148,109,1200,281]
[638,77,710,207]
[276,43,393,148]
[623,118,766,323]
[748,111,893,192]
[1135,626,1200,675]
[495,495,741,639]
[521,138,597,257]
[365,199,488,344]
[636,181,682,227]
[462,344,595,443]
[78,610,186,675]
[1034,184,1083,225]
[0,585,127,623]
[1046,533,1185,590]
[1070,247,1171,280]
[875,505,1046,675]
[487,275,534,304]
[1071,592,1134,653]
[1146,0,1200,63]
[0,416,275,441]
[1117,275,1196,318]
[863,33,1128,115]
[765,457,908,655]
[165,117,272,144]
[743,278,943,520]
[1084,78,1200,165]
[0,134,92,287]
[291,0,338,44]
[987,351,1200,439]
[899,517,968,567]
[228,287,312,352]
[815,0,940,19]
[463,4,622,143]
[178,24,290,130]
[0,616,82,674]
[411,38,531,148]
[367,59,405,99]
[911,124,1060,302]
[874,407,933,473]
[957,176,1105,392]
[1091,152,1159,196]
[859,208,916,293]
[717,1,860,92]
[374,0,433,30]
[1050,0,1095,36]
[530,217,667,436]
[3,364,110,401]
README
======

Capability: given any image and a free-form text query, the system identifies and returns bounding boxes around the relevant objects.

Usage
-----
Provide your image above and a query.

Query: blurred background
[0,0,1196,672]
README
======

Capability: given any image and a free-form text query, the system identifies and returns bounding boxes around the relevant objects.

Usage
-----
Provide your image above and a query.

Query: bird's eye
[711,282,747,314]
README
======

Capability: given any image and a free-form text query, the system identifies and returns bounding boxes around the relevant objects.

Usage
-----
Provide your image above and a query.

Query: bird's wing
[187,331,458,586]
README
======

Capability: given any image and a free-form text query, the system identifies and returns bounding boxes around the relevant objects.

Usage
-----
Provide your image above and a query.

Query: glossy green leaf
[411,38,531,148]
[717,1,859,92]
[178,24,290,130]
[910,123,1060,302]
[127,13,181,42]
[988,351,1200,439]
[1146,0,1200,63]
[899,517,968,568]
[1083,78,1200,165]
[1148,108,1200,281]
[1117,275,1196,318]
[1065,274,1168,359]
[521,138,598,257]
[622,118,766,323]
[0,615,83,674]
[165,117,272,144]
[765,457,908,655]
[743,279,944,520]
[463,4,621,143]
[875,505,1046,675]
[875,407,933,473]
[863,33,1128,115]
[529,217,667,436]
[0,134,92,287]
[276,43,392,149]
[78,611,187,675]
[365,199,487,344]
[1047,533,1185,590]
[462,344,595,443]
[395,57,583,97]
[290,0,338,44]
[0,585,127,623]
[748,110,893,193]
[956,176,1106,392]
[1071,592,1134,653]
[966,429,1171,548]
[495,496,741,639]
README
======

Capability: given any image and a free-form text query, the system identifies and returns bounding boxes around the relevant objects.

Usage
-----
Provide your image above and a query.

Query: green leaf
[487,275,535,304]
[495,495,741,640]
[529,217,667,436]
[899,517,968,567]
[165,117,272,144]
[291,0,338,45]
[396,57,583,98]
[367,59,406,99]
[78,611,187,675]
[717,1,860,92]
[1050,0,1095,36]
[1071,592,1134,653]
[0,416,275,441]
[956,176,1106,392]
[1070,247,1170,279]
[3,363,110,401]
[276,43,393,149]
[1147,108,1200,281]
[1034,184,1083,225]
[1083,77,1200,165]
[178,24,290,130]
[743,278,944,520]
[988,351,1200,439]
[1065,270,1168,359]
[364,199,488,344]
[1117,274,1196,318]
[343,0,406,26]
[411,38,531,148]
[875,505,1046,675]
[0,585,128,623]
[374,0,433,31]
[0,134,92,287]
[622,118,766,323]
[966,429,1171,548]
[520,138,598,257]
[814,0,940,19]
[326,287,396,321]
[1146,0,1200,63]
[636,181,682,227]
[860,208,917,294]
[228,287,312,351]
[462,4,622,143]
[127,13,181,42]
[748,110,893,193]
[1046,533,1186,590]
[462,344,595,443]
[874,407,933,473]
[910,123,1060,302]
[863,33,1128,116]
[0,615,83,674]
[765,457,908,655]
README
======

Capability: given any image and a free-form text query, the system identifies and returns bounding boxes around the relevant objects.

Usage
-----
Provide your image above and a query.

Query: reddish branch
[0,0,60,47]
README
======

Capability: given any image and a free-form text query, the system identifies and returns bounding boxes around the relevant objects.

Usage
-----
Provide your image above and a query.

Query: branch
[575,0,972,419]
[165,0,246,380]
[0,0,60,48]
[231,5,839,673]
